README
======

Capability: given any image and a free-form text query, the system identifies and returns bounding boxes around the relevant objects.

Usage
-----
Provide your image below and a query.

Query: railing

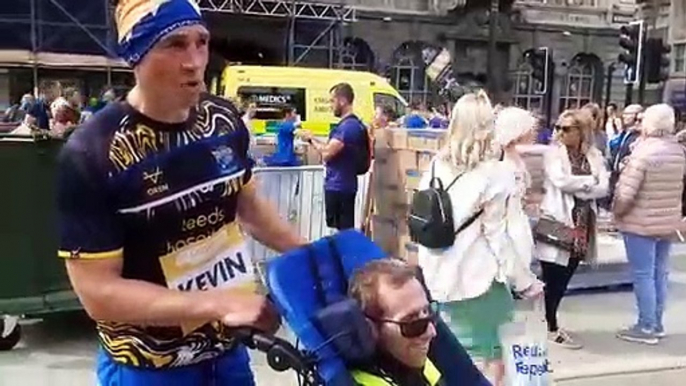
[247,165,372,262]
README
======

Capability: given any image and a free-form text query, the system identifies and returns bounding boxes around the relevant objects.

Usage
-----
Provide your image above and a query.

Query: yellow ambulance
[215,65,407,136]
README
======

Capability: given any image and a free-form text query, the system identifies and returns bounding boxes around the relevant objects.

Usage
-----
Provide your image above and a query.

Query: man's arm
[66,257,277,330]
[237,180,307,253]
[67,256,213,324]
[308,136,344,162]
[59,146,278,331]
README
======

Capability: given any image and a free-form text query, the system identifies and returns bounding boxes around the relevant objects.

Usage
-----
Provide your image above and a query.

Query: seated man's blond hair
[348,259,418,319]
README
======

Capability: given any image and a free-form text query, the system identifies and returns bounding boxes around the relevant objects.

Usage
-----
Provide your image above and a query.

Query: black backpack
[408,163,484,249]
[355,123,372,175]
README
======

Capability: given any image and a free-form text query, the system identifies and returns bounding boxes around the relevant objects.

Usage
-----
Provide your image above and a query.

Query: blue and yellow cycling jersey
[56,93,256,369]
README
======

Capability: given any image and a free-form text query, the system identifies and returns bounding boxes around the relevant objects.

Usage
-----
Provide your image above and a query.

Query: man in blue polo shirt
[300,83,365,230]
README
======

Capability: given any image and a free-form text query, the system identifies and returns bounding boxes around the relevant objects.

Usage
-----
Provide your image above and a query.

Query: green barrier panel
[0,135,78,315]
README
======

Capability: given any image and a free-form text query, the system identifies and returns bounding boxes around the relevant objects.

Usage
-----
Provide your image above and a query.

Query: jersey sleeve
[56,144,124,259]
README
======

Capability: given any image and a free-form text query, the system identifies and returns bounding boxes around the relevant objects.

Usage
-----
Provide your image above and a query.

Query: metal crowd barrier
[247,165,371,263]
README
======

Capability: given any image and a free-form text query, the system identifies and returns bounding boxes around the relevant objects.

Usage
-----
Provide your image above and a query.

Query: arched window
[511,63,545,115]
[559,54,601,113]
[390,42,430,105]
[337,38,375,72]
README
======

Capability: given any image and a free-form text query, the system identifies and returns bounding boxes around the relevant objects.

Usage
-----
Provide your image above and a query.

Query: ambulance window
[374,93,406,119]
[237,86,307,121]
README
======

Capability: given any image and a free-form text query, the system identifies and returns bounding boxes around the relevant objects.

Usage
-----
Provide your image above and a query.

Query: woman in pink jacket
[613,104,686,345]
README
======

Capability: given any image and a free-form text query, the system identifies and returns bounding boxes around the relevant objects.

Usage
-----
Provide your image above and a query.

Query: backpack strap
[454,208,485,235]
[444,172,463,192]
[429,161,444,190]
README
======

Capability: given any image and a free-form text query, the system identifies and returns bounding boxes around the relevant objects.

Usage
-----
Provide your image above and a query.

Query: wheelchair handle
[234,328,323,385]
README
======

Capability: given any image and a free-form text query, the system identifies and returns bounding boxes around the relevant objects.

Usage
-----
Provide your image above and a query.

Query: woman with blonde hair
[417,92,542,385]
[535,109,609,349]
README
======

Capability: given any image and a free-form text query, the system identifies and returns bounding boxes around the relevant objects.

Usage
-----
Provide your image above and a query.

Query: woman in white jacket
[417,92,542,385]
[535,109,609,350]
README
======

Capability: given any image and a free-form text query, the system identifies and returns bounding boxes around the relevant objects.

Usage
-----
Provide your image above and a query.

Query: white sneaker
[548,329,583,350]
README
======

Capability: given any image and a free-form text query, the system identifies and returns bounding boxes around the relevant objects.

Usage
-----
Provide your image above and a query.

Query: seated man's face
[375,278,436,369]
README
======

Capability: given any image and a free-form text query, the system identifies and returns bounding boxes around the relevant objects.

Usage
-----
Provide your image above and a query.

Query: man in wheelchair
[259,231,492,386]
[347,259,442,386]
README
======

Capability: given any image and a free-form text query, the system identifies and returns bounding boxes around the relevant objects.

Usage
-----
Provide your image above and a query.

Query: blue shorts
[96,346,255,386]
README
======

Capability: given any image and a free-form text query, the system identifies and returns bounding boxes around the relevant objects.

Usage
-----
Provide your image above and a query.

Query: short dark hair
[282,106,295,117]
[330,82,355,104]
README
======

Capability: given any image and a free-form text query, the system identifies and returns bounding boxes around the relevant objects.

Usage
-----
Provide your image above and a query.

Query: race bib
[159,222,258,335]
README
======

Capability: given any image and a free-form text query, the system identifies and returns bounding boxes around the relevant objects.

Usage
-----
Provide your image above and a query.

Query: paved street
[558,369,686,386]
[3,253,686,386]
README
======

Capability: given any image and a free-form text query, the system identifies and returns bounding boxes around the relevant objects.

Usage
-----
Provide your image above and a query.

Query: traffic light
[645,38,671,84]
[524,47,551,94]
[618,20,645,85]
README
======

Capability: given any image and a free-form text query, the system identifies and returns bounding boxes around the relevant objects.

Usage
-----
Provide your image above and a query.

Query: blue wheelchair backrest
[265,230,492,386]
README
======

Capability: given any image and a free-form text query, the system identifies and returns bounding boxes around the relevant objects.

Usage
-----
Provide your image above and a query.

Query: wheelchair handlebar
[234,328,323,385]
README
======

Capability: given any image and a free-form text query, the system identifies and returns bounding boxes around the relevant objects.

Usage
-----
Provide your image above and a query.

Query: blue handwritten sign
[507,343,552,385]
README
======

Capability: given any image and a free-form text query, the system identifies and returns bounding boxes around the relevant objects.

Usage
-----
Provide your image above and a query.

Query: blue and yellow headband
[116,0,205,66]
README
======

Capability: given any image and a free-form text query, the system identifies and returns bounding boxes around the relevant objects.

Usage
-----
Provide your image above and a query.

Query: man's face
[623,110,639,127]
[136,24,209,109]
[375,278,436,369]
[330,92,345,118]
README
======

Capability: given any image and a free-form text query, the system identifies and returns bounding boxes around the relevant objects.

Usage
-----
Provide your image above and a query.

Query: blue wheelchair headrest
[266,231,386,386]
[265,230,493,386]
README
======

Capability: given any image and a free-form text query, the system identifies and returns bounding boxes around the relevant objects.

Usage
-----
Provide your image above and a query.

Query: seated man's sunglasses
[372,302,438,338]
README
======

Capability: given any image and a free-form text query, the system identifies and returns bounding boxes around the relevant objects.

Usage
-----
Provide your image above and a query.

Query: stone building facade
[205,0,638,120]
[664,0,686,113]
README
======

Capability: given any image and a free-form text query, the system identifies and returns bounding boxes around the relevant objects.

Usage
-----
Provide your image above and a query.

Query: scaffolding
[0,0,358,89]
[0,0,124,97]
[197,0,356,67]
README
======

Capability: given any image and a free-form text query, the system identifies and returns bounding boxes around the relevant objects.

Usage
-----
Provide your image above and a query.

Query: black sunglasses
[373,302,439,338]
[554,124,577,133]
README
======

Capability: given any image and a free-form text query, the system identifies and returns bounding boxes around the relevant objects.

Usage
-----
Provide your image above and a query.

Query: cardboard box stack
[371,128,447,263]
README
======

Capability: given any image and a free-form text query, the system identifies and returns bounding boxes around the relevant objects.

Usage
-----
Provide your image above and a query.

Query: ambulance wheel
[0,316,21,351]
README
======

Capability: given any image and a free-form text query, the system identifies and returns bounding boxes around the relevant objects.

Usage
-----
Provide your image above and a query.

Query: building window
[337,37,375,72]
[390,43,430,105]
[674,44,686,74]
[511,66,544,115]
[559,57,597,113]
